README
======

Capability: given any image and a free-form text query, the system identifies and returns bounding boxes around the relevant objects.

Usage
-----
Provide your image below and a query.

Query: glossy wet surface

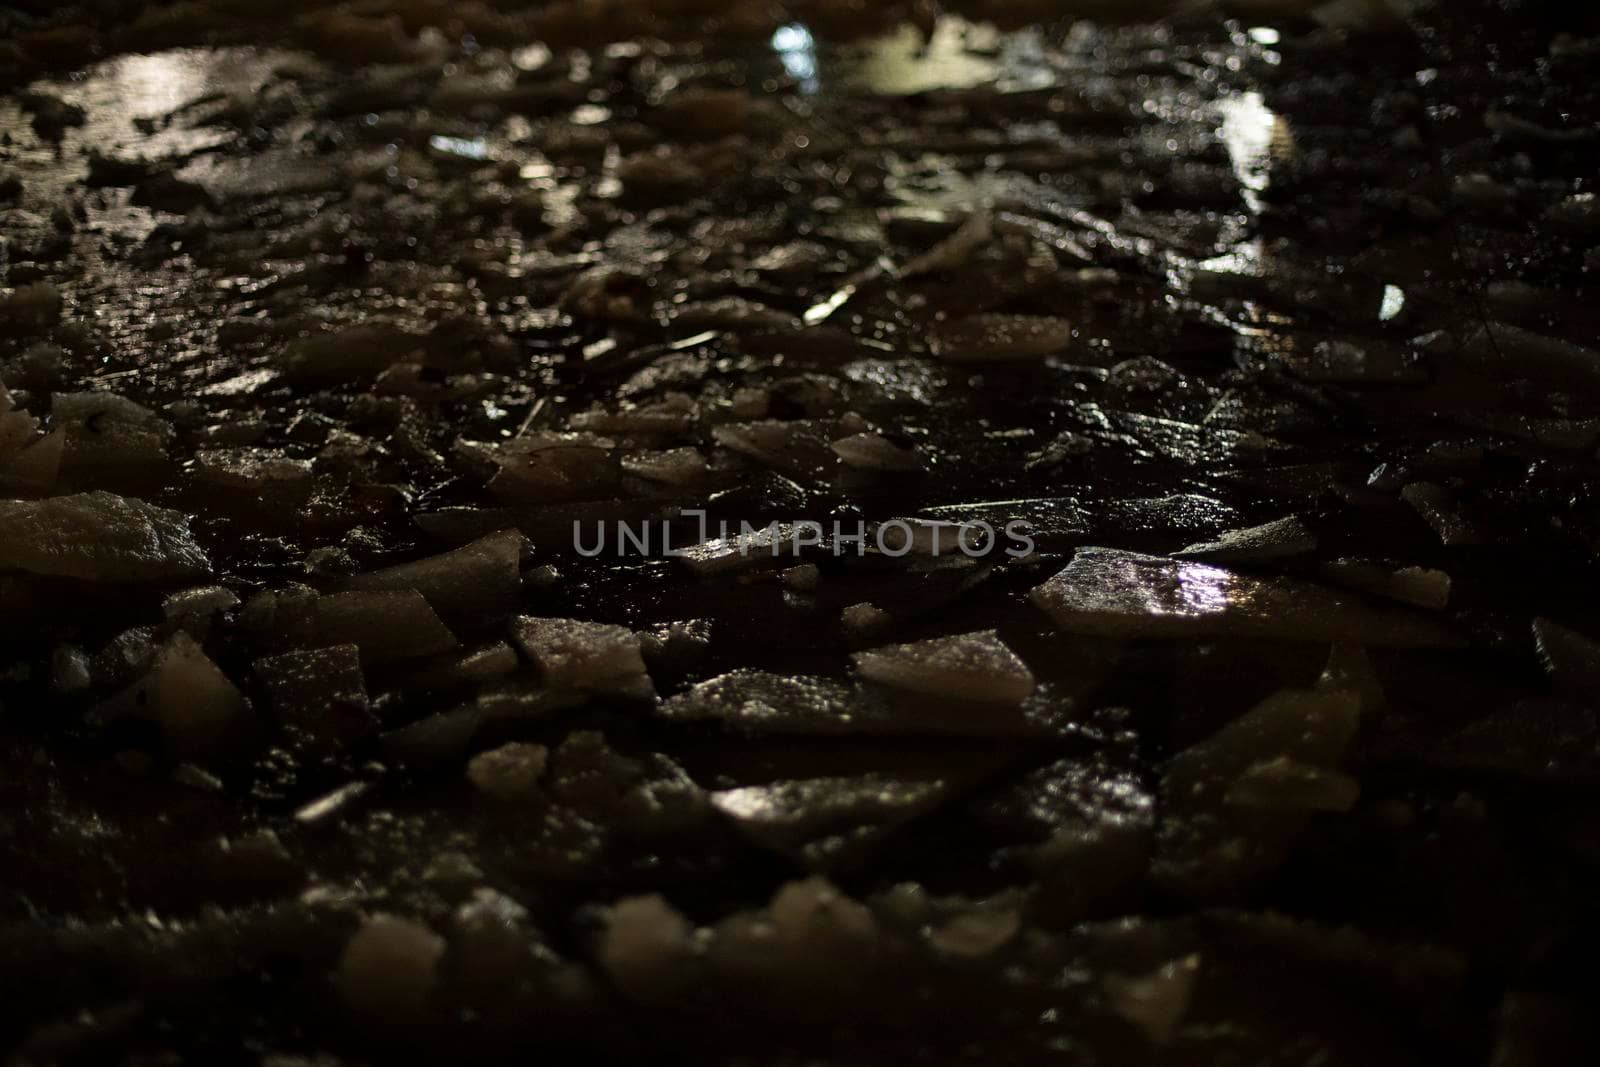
[3,1,1600,1063]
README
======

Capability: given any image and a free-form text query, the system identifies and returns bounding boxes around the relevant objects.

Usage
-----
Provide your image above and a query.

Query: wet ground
[4,0,1600,1063]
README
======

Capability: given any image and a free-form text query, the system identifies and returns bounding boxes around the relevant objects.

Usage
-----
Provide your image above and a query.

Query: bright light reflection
[772,24,819,94]
[1218,90,1277,215]
[512,43,551,71]
[105,53,208,118]
[1174,561,1235,616]
[847,18,1000,96]
[428,135,491,160]
[1379,284,1406,321]
[1120,558,1239,619]
[1197,241,1264,277]
[712,786,777,821]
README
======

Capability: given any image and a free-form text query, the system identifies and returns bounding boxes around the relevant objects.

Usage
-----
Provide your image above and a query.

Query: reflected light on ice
[1194,90,1293,282]
[844,18,1005,96]
[1174,561,1236,616]
[428,135,491,160]
[103,53,209,119]
[772,24,819,94]
[711,786,779,822]
[1218,90,1279,215]
[1379,284,1407,321]
[1116,556,1239,619]
[1196,241,1265,278]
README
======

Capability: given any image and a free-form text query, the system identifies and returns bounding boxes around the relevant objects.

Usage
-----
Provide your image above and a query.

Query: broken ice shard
[1172,515,1316,564]
[511,615,655,698]
[852,630,1035,706]
[710,772,959,873]
[1031,548,1460,646]
[0,491,210,583]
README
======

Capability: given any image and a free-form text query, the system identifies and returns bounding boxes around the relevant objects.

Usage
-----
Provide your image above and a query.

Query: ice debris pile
[2,0,1600,1063]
